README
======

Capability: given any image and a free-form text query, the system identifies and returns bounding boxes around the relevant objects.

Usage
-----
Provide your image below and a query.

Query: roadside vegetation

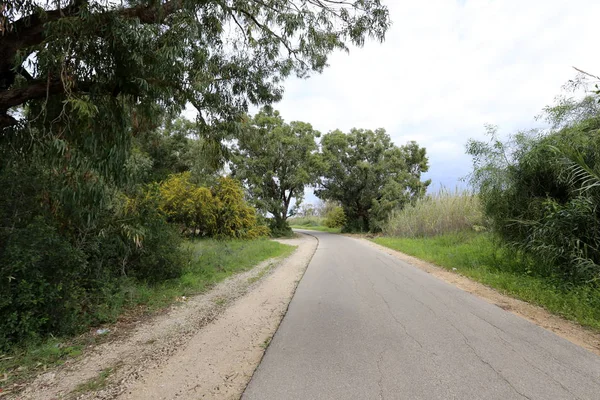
[383,189,484,237]
[0,0,396,390]
[289,225,342,233]
[288,202,346,233]
[317,128,430,232]
[0,238,294,390]
[230,108,322,237]
[376,74,600,331]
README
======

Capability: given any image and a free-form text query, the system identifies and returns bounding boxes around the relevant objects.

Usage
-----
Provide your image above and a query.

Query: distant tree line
[231,108,431,234]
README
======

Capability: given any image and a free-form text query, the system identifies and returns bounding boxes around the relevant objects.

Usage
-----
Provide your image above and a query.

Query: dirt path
[19,234,317,400]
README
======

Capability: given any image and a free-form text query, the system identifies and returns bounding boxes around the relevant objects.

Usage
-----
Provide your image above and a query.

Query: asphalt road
[243,230,600,400]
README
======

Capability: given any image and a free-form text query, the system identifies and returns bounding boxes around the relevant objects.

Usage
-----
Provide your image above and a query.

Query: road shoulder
[360,237,600,357]
[19,234,317,400]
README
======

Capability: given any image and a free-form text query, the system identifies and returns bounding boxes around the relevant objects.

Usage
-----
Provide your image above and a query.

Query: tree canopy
[317,128,430,232]
[231,108,320,234]
[1,0,390,130]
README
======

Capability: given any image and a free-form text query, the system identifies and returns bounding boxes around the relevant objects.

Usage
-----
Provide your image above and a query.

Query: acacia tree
[316,128,430,232]
[231,108,320,234]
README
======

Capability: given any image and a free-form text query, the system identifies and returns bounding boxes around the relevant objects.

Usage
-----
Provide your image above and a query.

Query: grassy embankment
[0,238,294,392]
[374,190,600,331]
[288,216,341,233]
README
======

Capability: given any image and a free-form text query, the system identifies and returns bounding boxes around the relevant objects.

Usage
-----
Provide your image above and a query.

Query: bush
[158,172,216,234]
[324,207,346,228]
[467,105,600,282]
[158,173,269,239]
[122,188,186,282]
[383,189,485,237]
[0,160,187,351]
[0,217,91,348]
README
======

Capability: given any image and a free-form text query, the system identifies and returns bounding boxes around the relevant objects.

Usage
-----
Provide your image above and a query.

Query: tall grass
[383,188,485,237]
[287,216,324,227]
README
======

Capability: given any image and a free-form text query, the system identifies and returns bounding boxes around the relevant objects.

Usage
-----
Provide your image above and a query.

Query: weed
[213,297,227,306]
[73,367,114,394]
[248,262,277,284]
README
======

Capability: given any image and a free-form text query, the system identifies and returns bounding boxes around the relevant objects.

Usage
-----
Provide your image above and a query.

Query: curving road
[243,230,600,400]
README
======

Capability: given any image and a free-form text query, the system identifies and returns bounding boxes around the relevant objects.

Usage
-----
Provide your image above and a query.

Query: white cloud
[275,0,600,194]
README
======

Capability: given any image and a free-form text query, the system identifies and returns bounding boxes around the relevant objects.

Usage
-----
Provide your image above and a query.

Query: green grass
[0,238,294,393]
[73,367,115,395]
[373,233,600,331]
[0,339,86,395]
[123,238,295,311]
[290,225,341,233]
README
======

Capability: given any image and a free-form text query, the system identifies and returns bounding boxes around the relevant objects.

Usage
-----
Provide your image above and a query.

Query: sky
[268,0,600,202]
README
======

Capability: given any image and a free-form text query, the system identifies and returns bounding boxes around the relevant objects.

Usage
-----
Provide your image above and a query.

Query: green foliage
[231,108,321,234]
[212,177,270,239]
[383,189,486,237]
[158,172,216,234]
[467,96,600,282]
[0,0,391,353]
[317,128,430,232]
[287,216,324,227]
[122,188,186,282]
[324,207,346,228]
[158,172,269,239]
[1,238,294,389]
[133,117,218,185]
[0,154,185,351]
[2,0,390,135]
[374,233,600,331]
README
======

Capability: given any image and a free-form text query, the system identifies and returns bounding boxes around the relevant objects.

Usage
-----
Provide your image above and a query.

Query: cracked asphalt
[243,231,600,400]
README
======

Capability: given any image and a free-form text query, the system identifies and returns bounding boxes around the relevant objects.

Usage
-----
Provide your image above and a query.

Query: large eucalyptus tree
[1,0,390,129]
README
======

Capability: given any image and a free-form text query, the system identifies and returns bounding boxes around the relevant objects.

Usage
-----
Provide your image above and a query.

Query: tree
[316,128,430,232]
[1,0,389,130]
[134,116,218,184]
[231,108,321,234]
[324,206,346,228]
[0,0,390,348]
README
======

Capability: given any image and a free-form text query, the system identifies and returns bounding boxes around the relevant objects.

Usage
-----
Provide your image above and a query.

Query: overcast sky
[270,0,600,201]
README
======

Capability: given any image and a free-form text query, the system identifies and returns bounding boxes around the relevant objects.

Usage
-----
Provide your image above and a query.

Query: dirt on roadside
[17,234,317,400]
[361,238,600,358]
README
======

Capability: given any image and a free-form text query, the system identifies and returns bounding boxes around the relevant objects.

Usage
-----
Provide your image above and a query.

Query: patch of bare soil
[18,234,317,400]
[360,238,600,358]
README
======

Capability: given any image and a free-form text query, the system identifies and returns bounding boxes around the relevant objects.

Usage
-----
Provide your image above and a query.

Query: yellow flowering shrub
[158,173,269,238]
